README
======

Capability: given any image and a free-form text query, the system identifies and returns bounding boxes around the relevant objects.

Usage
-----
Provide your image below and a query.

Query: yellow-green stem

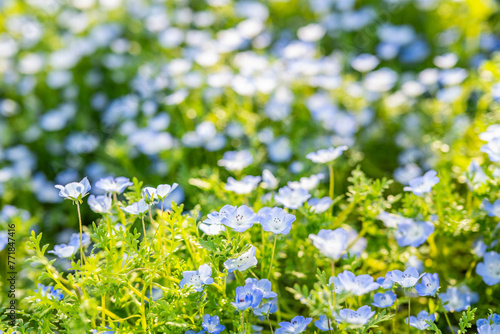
[76,203,84,266]
[268,234,277,280]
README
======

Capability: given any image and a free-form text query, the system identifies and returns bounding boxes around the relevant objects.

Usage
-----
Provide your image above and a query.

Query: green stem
[76,203,84,266]
[328,164,334,200]
[267,315,274,334]
[268,234,277,280]
[407,289,411,334]
[439,298,455,334]
[241,310,245,334]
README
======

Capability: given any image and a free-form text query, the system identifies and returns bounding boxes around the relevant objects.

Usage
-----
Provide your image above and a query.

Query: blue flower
[202,314,225,334]
[309,228,348,260]
[244,278,277,299]
[476,251,500,286]
[48,232,91,259]
[35,284,63,301]
[306,146,348,164]
[479,124,500,142]
[386,267,424,288]
[482,199,500,218]
[372,291,397,308]
[0,231,8,252]
[334,270,379,295]
[179,264,213,292]
[225,176,261,195]
[224,245,258,272]
[403,170,439,196]
[439,287,476,312]
[258,207,296,234]
[376,277,393,289]
[95,176,133,194]
[415,273,439,296]
[90,327,114,334]
[288,173,325,191]
[307,197,333,214]
[253,297,278,316]
[314,315,334,332]
[275,316,312,334]
[122,199,149,215]
[335,306,375,327]
[395,219,434,247]
[88,195,112,213]
[262,169,278,190]
[472,238,488,258]
[477,324,500,334]
[142,183,179,202]
[55,177,91,201]
[221,205,257,232]
[406,310,435,330]
[69,232,91,248]
[275,186,311,209]
[481,138,500,162]
[199,207,229,235]
[232,284,264,310]
[218,150,253,171]
[477,313,500,328]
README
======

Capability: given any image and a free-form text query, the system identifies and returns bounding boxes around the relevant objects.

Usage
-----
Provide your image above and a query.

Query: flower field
[1,0,500,333]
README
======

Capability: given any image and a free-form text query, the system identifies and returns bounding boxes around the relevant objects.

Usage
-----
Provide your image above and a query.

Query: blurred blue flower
[288,173,325,191]
[351,53,379,73]
[308,197,333,214]
[179,263,213,292]
[395,219,434,247]
[48,232,90,258]
[268,137,292,163]
[372,291,397,308]
[386,267,424,288]
[224,245,258,272]
[88,195,112,214]
[314,315,333,332]
[439,287,476,312]
[335,306,375,327]
[202,314,225,334]
[122,199,149,215]
[306,146,348,164]
[477,313,500,332]
[477,324,500,334]
[275,186,311,209]
[309,228,348,260]
[95,176,132,194]
[90,327,114,334]
[481,138,500,162]
[335,270,379,296]
[232,284,264,311]
[257,207,295,235]
[415,273,439,296]
[376,277,393,289]
[261,169,278,190]
[218,150,253,171]
[482,199,500,218]
[253,297,278,316]
[0,231,7,251]
[55,177,91,201]
[221,205,257,232]
[142,183,179,202]
[406,310,435,330]
[275,316,312,334]
[476,251,500,286]
[403,170,439,196]
[225,176,261,195]
[35,284,63,301]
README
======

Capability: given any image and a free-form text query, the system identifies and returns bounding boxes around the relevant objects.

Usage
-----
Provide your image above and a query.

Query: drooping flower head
[309,228,348,260]
[258,207,296,235]
[224,245,258,272]
[406,310,436,330]
[275,186,311,209]
[275,316,313,334]
[335,306,375,327]
[202,314,225,334]
[95,176,133,194]
[403,170,439,196]
[55,177,91,202]
[48,232,91,259]
[386,267,425,288]
[306,146,348,164]
[415,273,439,296]
[179,264,214,293]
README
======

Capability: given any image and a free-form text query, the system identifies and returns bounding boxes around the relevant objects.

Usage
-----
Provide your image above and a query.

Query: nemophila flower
[377,211,410,228]
[386,267,424,288]
[179,264,213,292]
[309,228,348,260]
[202,314,225,334]
[225,176,261,194]
[258,207,295,234]
[477,313,500,329]
[466,160,488,190]
[288,173,325,191]
[232,284,264,310]
[218,150,253,171]
[335,306,375,327]
[90,327,114,334]
[306,146,348,164]
[0,231,8,251]
[479,124,500,142]
[372,291,397,308]
[122,199,149,215]
[48,232,90,258]
[472,238,488,258]
[345,228,367,257]
[403,170,439,196]
[185,331,203,334]
[481,138,500,162]
[35,284,63,301]
[146,288,163,302]
[69,232,91,248]
[55,177,91,201]
[245,278,277,298]
[482,199,500,218]
[95,176,133,194]
[314,315,334,332]
[275,186,311,209]
[406,310,435,330]
[224,245,258,272]
[275,316,312,334]
[142,183,179,202]
[254,297,278,316]
[308,197,333,214]
[478,324,500,334]
[395,219,434,247]
[221,205,257,232]
[439,287,475,312]
[406,255,424,273]
[335,270,379,295]
[415,273,439,296]
[200,211,227,235]
[88,195,112,213]
[261,169,278,190]
[376,277,393,289]
[476,251,500,286]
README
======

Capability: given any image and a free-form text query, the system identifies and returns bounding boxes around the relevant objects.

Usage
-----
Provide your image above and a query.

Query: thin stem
[241,310,245,334]
[102,293,106,327]
[267,315,274,334]
[141,216,150,263]
[407,289,411,334]
[439,298,455,334]
[331,260,336,311]
[76,203,84,265]
[268,234,277,280]
[328,164,334,200]
[393,298,398,333]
